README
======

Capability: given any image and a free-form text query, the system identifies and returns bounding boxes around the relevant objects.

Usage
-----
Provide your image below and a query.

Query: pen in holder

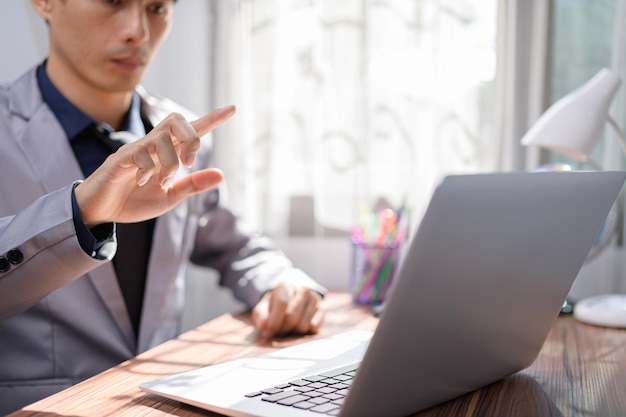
[350,240,401,305]
[350,205,410,305]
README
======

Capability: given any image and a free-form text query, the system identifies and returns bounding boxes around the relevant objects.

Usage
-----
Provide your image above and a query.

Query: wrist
[74,180,99,228]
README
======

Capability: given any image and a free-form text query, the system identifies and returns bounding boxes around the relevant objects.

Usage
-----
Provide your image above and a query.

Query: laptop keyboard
[244,363,359,415]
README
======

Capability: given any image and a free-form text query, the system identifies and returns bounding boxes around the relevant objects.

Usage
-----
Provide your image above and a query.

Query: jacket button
[0,257,9,273]
[7,249,24,265]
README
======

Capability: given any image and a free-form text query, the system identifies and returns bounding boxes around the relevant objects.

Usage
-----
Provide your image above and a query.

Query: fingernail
[137,175,149,187]
[161,175,174,188]
[184,152,196,167]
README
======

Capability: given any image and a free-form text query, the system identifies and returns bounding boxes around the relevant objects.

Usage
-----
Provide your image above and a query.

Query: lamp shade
[521,68,621,161]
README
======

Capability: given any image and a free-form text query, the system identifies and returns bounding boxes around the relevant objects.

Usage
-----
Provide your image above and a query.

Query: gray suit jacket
[0,66,325,414]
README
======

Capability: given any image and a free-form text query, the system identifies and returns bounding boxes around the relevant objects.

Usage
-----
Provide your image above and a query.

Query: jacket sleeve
[0,184,115,320]
[189,189,327,308]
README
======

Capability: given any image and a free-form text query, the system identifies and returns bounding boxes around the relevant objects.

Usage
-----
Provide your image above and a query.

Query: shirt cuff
[71,182,116,260]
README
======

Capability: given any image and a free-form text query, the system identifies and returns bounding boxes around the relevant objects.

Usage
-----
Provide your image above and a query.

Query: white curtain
[493,0,551,172]
[210,0,502,237]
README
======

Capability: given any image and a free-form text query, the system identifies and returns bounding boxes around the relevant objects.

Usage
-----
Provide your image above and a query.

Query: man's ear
[31,0,54,21]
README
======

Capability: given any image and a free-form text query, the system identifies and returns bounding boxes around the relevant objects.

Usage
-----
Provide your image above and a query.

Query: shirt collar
[36,62,146,140]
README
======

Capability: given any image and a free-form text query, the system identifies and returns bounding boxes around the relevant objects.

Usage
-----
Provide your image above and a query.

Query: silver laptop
[141,171,626,417]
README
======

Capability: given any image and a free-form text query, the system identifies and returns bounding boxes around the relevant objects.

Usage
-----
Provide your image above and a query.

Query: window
[549,0,626,170]
[210,0,499,236]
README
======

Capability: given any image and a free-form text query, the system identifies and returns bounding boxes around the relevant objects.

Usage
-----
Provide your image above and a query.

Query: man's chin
[104,78,143,93]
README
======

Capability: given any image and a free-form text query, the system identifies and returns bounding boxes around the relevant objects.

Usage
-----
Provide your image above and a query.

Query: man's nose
[120,5,149,45]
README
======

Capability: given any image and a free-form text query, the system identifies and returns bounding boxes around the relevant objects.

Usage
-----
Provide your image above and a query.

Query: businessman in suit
[0,0,326,413]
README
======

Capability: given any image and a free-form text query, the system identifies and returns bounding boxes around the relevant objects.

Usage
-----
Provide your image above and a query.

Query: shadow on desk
[417,373,563,417]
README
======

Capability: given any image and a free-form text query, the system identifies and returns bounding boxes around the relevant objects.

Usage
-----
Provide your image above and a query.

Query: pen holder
[350,241,401,305]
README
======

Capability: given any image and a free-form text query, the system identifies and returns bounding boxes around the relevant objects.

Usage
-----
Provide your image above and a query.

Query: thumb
[167,168,224,200]
[252,295,270,331]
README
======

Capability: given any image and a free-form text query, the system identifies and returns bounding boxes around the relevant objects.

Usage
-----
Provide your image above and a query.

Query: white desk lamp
[521,67,626,328]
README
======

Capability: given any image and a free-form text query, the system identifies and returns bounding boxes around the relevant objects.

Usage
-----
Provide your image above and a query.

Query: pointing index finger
[191,105,237,137]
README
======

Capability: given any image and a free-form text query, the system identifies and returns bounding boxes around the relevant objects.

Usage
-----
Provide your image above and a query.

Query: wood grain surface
[8,293,626,417]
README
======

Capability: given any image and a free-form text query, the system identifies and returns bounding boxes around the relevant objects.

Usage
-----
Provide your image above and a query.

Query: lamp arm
[607,116,626,157]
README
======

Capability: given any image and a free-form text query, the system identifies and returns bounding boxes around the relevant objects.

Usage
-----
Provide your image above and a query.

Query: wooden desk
[9,293,626,417]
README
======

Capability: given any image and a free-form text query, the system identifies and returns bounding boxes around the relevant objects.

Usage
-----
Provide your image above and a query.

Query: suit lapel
[136,88,216,352]
[137,193,188,352]
[88,262,137,350]
[9,68,136,351]
[9,70,83,195]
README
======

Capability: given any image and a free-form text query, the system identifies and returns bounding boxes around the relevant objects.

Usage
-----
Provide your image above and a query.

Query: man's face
[34,0,175,93]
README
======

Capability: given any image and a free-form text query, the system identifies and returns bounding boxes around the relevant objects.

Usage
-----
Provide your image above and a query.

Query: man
[0,0,326,413]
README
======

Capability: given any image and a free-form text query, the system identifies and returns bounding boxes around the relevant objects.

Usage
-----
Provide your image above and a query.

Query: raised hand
[75,105,236,227]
